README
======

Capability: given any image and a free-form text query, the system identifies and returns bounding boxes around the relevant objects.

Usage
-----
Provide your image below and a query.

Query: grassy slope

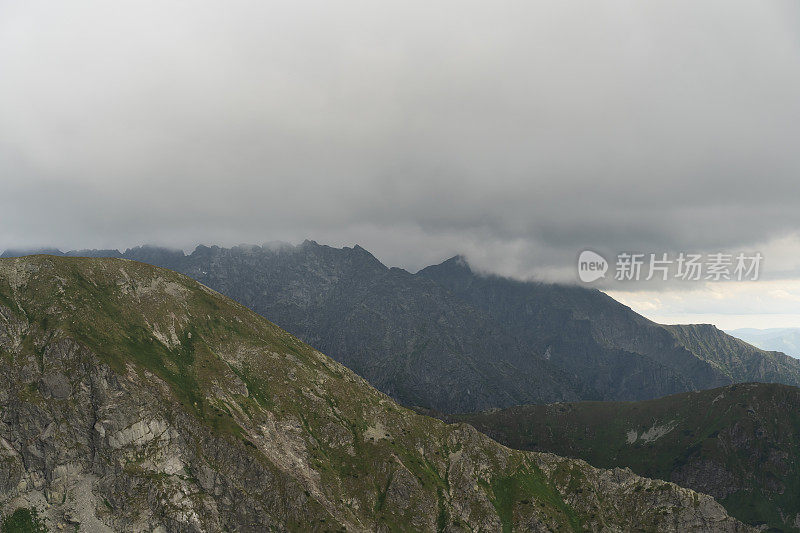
[448,383,800,531]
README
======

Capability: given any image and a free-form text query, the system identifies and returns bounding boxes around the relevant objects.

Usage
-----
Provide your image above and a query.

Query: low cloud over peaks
[2,1,800,283]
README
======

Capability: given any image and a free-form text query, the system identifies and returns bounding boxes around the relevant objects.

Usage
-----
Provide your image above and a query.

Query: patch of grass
[231,365,273,409]
[436,487,449,532]
[374,473,393,512]
[1,508,47,533]
[486,465,582,533]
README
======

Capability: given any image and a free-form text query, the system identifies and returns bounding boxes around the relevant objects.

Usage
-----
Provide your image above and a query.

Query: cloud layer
[2,0,800,283]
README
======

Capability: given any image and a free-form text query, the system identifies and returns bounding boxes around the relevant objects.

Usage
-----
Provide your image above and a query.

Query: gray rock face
[0,256,753,532]
[39,371,72,399]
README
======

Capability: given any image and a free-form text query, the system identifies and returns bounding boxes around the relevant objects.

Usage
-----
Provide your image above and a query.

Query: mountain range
[0,255,751,531]
[4,242,799,414]
[728,328,800,359]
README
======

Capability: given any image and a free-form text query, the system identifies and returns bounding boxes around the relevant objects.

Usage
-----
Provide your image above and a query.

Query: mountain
[6,243,800,413]
[728,328,800,359]
[419,256,800,401]
[0,248,65,258]
[2,244,584,413]
[0,256,751,532]
[666,324,800,384]
[418,257,730,401]
[442,383,800,532]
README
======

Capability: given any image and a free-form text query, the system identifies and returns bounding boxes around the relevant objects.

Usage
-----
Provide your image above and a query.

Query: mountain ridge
[4,243,800,414]
[0,255,751,531]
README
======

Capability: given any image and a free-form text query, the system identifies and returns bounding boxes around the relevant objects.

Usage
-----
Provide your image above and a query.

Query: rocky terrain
[444,383,800,532]
[6,243,799,414]
[0,256,752,531]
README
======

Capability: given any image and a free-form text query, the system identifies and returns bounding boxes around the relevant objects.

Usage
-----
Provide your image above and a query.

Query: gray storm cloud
[2,0,800,279]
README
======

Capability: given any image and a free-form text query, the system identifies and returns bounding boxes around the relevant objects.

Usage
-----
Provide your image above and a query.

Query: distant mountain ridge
[727,327,800,358]
[5,242,800,413]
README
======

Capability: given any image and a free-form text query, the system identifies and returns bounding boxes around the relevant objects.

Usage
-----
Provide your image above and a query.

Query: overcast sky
[2,1,800,328]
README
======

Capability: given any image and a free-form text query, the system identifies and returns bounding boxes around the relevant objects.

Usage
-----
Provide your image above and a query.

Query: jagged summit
[418,254,473,277]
